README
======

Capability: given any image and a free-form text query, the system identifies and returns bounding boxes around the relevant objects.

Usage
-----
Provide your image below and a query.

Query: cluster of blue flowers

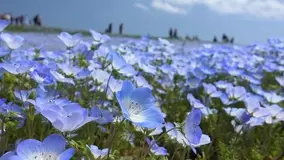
[0,18,283,159]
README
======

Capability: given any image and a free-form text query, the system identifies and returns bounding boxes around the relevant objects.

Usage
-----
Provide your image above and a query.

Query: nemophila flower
[263,92,284,104]
[275,76,284,87]
[0,102,23,118]
[89,29,110,44]
[0,19,9,32]
[244,96,270,118]
[202,83,222,98]
[0,151,15,160]
[14,89,33,102]
[263,104,284,124]
[134,75,153,90]
[138,57,157,75]
[187,94,205,109]
[192,68,206,80]
[250,84,265,96]
[57,63,82,76]
[109,77,123,92]
[75,69,91,80]
[30,69,55,86]
[165,122,183,140]
[9,134,75,160]
[50,70,75,85]
[58,32,82,47]
[149,126,163,136]
[200,65,215,75]
[116,80,164,129]
[0,47,10,57]
[186,78,201,89]
[90,106,114,124]
[87,145,109,159]
[226,67,244,76]
[109,52,137,76]
[146,138,168,156]
[184,108,211,153]
[241,74,260,85]
[185,108,202,145]
[200,107,217,117]
[0,33,24,50]
[214,80,232,90]
[226,86,247,101]
[91,69,110,84]
[0,60,32,75]
[41,103,95,132]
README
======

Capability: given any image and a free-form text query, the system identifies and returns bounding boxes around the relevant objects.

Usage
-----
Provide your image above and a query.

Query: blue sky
[1,0,284,44]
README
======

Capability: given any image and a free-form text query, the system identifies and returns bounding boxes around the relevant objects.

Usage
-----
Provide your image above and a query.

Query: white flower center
[128,100,143,115]
[30,152,58,160]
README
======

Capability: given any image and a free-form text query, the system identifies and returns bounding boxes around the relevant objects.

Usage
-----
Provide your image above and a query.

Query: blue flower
[0,19,9,32]
[244,96,270,118]
[90,106,114,124]
[30,69,55,86]
[50,70,75,85]
[109,52,137,76]
[146,138,168,156]
[87,145,109,159]
[14,89,33,102]
[89,29,110,44]
[138,57,157,75]
[0,61,32,75]
[116,80,164,129]
[0,33,24,50]
[202,83,222,98]
[184,108,211,153]
[57,63,82,76]
[187,94,205,109]
[58,32,82,47]
[41,103,95,132]
[185,108,202,145]
[0,151,15,160]
[275,76,284,87]
[263,92,284,104]
[9,134,75,160]
[226,86,247,100]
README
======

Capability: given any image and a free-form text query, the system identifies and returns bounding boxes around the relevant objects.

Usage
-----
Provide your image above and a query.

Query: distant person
[230,37,234,44]
[213,36,218,43]
[119,23,124,35]
[33,14,42,26]
[108,23,112,34]
[222,34,229,43]
[15,16,25,25]
[169,28,173,38]
[18,15,25,25]
[173,28,178,39]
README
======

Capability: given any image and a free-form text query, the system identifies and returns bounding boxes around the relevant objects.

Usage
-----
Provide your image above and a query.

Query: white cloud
[134,2,149,10]
[151,0,284,19]
[151,0,187,15]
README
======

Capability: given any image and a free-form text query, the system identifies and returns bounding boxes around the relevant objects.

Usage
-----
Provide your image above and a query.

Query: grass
[5,25,160,39]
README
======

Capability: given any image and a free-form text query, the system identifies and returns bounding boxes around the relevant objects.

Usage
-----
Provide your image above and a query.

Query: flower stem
[106,119,125,159]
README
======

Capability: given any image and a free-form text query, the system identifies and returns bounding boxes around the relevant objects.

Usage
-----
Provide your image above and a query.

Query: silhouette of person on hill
[213,36,218,43]
[230,37,234,44]
[169,28,173,38]
[33,15,42,26]
[119,23,124,35]
[222,34,229,43]
[173,29,178,39]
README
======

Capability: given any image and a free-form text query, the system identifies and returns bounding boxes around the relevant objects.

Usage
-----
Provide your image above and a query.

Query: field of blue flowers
[0,19,283,160]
